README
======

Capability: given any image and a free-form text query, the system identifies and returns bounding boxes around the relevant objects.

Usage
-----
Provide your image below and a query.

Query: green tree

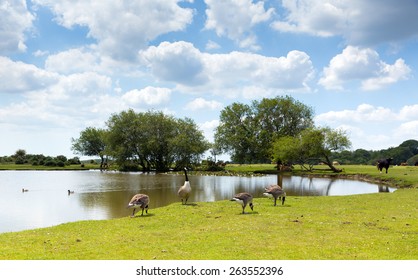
[106,109,148,171]
[71,127,108,169]
[214,102,257,163]
[215,96,314,163]
[106,109,208,171]
[14,149,27,164]
[170,117,210,170]
[272,127,351,172]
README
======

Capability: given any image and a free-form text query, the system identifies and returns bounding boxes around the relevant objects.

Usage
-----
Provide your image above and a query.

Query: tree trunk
[322,154,342,173]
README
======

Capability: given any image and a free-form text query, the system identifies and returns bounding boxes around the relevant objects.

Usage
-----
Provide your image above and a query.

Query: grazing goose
[263,185,286,206]
[231,192,254,214]
[68,190,75,195]
[22,188,29,192]
[177,167,191,205]
[127,194,150,217]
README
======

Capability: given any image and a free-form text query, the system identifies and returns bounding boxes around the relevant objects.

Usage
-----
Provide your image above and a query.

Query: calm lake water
[0,170,394,233]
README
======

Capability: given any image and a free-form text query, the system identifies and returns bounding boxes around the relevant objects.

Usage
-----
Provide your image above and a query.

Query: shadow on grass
[131,213,156,219]
[181,203,198,207]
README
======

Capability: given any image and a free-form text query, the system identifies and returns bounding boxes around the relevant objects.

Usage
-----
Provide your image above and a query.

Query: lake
[0,170,394,233]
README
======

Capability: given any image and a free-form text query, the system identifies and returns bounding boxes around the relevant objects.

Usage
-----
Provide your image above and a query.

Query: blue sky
[1,0,418,159]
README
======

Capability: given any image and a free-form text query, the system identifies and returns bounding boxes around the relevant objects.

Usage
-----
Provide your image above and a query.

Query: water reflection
[0,171,394,233]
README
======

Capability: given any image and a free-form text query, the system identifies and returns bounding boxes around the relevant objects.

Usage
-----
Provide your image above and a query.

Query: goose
[127,194,149,217]
[231,192,254,214]
[22,188,28,192]
[263,185,286,206]
[68,190,75,195]
[177,167,191,205]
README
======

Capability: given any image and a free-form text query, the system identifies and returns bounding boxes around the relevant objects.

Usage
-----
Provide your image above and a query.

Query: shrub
[44,160,56,167]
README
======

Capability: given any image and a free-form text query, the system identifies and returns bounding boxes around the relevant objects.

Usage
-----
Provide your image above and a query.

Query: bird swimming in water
[127,194,150,217]
[231,192,254,214]
[22,188,28,192]
[263,185,286,206]
[178,167,191,205]
[68,190,75,195]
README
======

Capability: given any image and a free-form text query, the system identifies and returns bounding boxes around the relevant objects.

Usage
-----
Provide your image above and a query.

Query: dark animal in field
[377,158,393,174]
[263,185,286,206]
[231,192,254,214]
[127,194,150,217]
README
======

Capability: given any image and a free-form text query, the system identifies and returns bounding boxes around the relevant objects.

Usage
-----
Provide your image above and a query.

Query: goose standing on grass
[178,167,191,205]
[127,194,149,217]
[263,185,286,206]
[231,192,254,214]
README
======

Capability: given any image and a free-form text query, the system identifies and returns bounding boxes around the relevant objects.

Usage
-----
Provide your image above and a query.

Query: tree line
[72,109,209,172]
[5,96,415,172]
[0,149,81,167]
[332,139,418,166]
[71,96,355,172]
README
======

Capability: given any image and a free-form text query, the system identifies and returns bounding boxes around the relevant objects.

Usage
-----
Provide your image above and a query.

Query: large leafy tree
[71,127,108,169]
[106,109,209,171]
[215,96,314,163]
[272,127,351,172]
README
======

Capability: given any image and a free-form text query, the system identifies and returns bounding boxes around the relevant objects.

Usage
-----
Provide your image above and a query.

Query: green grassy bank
[226,164,418,188]
[0,188,416,260]
[0,164,417,259]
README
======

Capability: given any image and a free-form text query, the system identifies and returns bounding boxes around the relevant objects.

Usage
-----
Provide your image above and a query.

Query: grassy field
[0,164,417,260]
[0,189,416,260]
[0,163,97,170]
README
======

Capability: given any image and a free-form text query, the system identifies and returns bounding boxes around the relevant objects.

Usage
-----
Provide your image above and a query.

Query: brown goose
[177,167,191,205]
[231,192,254,214]
[263,185,286,206]
[127,194,149,217]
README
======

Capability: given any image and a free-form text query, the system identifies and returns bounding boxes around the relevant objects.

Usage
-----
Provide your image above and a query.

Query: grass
[226,164,418,188]
[0,188,416,260]
[0,164,417,260]
[0,163,98,171]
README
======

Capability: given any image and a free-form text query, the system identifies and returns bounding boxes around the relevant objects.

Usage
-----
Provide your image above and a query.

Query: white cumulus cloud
[204,0,274,50]
[0,0,34,54]
[0,56,59,93]
[33,0,194,61]
[319,46,410,90]
[122,87,171,106]
[140,41,314,95]
[185,98,223,111]
[272,0,418,46]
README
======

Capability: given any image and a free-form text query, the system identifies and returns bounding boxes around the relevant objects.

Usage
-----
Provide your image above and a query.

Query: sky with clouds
[1,0,418,159]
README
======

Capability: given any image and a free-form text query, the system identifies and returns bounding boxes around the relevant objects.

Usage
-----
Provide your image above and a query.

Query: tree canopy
[105,109,209,171]
[71,127,107,168]
[273,127,351,172]
[214,96,314,163]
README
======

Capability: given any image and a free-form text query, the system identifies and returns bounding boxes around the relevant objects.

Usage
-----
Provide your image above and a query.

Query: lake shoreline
[1,163,417,188]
